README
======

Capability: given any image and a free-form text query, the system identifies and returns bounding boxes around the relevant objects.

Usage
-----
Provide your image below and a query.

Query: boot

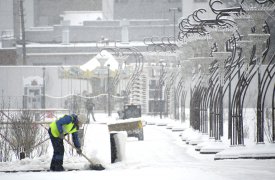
[54,166,65,171]
[50,159,65,171]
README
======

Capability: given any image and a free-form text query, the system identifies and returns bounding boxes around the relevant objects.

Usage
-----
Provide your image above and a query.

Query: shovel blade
[90,164,105,171]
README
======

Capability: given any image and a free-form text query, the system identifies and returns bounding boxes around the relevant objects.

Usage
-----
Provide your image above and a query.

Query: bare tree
[0,93,14,162]
[0,113,13,162]
[10,111,49,159]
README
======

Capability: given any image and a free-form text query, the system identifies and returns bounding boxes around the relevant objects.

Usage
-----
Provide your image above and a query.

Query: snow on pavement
[1,120,275,180]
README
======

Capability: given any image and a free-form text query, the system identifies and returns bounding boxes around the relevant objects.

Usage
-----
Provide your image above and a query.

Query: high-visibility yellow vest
[50,116,77,138]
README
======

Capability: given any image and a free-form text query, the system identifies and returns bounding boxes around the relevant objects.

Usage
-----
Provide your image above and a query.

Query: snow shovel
[64,138,105,170]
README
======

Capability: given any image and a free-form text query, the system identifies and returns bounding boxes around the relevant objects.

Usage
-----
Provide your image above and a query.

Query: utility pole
[19,0,26,65]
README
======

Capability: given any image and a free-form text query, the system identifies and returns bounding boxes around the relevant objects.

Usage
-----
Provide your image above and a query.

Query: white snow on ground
[0,114,275,180]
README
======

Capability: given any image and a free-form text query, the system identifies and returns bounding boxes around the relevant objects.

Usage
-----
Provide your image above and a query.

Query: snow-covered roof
[80,50,119,72]
[60,11,103,26]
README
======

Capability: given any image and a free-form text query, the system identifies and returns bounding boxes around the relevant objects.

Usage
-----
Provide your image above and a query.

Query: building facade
[0,0,212,115]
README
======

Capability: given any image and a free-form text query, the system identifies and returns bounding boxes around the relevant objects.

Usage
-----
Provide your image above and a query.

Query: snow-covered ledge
[199,140,228,154]
[215,143,275,160]
[189,133,209,146]
[195,138,216,151]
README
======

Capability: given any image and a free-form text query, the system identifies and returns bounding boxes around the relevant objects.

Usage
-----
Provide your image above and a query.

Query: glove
[59,134,64,139]
[76,148,82,155]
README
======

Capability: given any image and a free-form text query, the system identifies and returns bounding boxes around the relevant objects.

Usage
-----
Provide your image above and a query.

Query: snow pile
[180,128,198,142]
[82,123,111,165]
[0,156,50,171]
[189,133,209,145]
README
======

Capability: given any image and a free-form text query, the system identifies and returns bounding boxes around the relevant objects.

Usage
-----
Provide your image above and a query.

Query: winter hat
[76,114,87,126]
[71,114,78,121]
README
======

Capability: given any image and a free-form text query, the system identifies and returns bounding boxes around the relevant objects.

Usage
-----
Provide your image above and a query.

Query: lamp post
[169,7,181,41]
[107,64,111,117]
[42,67,46,109]
[159,60,165,119]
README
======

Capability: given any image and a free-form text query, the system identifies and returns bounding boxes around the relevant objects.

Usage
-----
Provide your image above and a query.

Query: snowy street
[1,122,275,180]
[1,0,275,180]
[125,125,275,180]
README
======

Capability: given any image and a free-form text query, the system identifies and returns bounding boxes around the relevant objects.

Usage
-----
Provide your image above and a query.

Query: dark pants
[48,128,64,171]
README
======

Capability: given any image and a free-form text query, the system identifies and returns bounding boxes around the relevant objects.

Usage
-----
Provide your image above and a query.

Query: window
[194,0,207,2]
[149,90,159,99]
[149,80,157,89]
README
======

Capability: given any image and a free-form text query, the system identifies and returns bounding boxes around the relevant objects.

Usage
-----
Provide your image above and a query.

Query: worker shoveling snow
[0,116,111,172]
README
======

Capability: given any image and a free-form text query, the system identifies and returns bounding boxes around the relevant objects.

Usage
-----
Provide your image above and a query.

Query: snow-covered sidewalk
[1,119,275,180]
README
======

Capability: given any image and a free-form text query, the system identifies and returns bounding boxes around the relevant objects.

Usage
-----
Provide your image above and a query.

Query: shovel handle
[64,138,95,165]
